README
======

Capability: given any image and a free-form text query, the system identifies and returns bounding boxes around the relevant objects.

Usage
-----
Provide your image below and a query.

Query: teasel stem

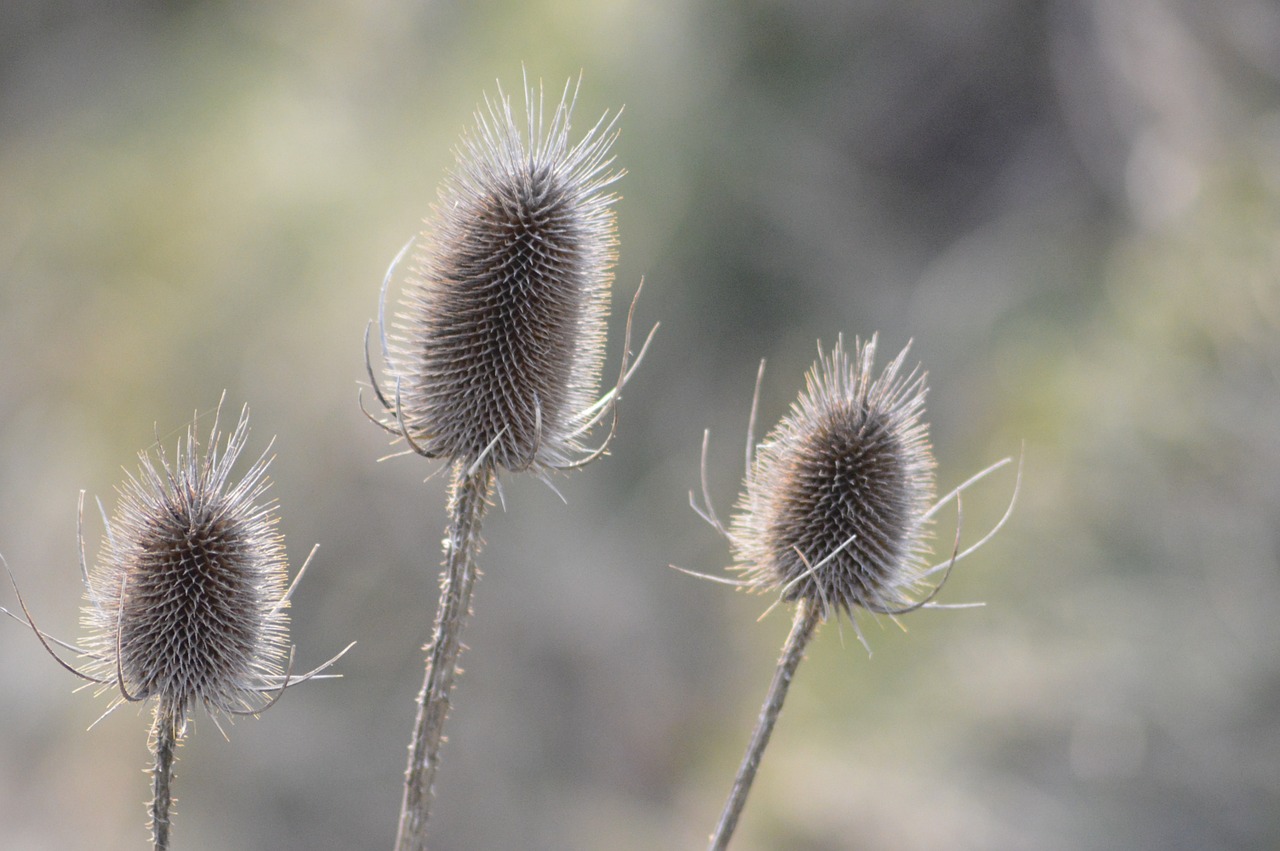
[150,701,179,851]
[396,461,494,851]
[710,599,821,851]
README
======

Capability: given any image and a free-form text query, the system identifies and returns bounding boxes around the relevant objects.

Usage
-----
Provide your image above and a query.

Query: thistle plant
[2,402,350,851]
[689,335,1018,849]
[363,76,653,851]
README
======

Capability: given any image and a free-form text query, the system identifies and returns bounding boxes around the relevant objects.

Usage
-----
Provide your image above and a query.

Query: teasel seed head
[385,77,621,473]
[82,404,291,722]
[730,335,936,619]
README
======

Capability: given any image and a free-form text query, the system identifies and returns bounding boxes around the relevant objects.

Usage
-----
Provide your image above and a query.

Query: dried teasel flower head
[376,76,625,474]
[729,335,937,619]
[0,400,352,850]
[689,336,1018,849]
[82,403,293,722]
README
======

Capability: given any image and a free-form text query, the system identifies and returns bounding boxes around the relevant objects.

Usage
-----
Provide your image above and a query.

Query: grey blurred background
[1,1,1278,849]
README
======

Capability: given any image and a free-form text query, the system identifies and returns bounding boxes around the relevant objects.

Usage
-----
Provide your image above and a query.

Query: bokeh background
[2,1,1279,849]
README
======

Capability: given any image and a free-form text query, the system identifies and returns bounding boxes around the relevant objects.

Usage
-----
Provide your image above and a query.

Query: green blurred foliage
[1,1,1277,849]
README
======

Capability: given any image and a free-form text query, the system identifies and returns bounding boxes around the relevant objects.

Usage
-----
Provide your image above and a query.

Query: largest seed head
[390,81,622,473]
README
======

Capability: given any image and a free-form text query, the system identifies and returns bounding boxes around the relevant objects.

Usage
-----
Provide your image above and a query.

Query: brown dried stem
[395,462,494,851]
[709,600,821,850]
[150,701,179,851]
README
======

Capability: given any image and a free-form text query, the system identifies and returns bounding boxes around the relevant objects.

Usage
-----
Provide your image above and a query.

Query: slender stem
[151,702,180,851]
[709,600,821,850]
[396,462,494,851]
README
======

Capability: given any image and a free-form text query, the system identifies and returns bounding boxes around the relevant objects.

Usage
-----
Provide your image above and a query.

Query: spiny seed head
[83,405,290,719]
[730,335,936,619]
[388,78,621,473]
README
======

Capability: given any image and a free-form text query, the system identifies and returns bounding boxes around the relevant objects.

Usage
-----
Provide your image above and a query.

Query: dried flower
[83,403,292,720]
[2,401,349,850]
[378,77,623,473]
[363,76,653,851]
[690,333,1018,850]
[730,334,936,619]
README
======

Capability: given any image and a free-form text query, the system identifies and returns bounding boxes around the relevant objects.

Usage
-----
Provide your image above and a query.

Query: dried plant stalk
[396,464,492,849]
[710,601,820,851]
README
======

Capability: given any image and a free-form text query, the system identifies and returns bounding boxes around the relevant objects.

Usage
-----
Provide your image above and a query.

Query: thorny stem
[709,600,821,851]
[151,702,180,851]
[396,462,493,851]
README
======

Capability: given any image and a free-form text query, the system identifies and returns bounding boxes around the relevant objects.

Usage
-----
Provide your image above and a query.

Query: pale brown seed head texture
[730,336,936,619]
[83,407,289,718]
[390,80,620,472]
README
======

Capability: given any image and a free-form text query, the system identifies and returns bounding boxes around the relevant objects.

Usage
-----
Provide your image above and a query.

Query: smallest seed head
[82,405,291,722]
[730,335,936,620]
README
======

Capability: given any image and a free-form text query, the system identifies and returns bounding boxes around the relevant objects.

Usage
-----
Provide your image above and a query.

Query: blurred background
[1,0,1278,849]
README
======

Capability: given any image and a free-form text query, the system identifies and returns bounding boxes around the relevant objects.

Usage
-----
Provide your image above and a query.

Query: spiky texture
[730,335,936,619]
[83,406,290,721]
[388,79,621,473]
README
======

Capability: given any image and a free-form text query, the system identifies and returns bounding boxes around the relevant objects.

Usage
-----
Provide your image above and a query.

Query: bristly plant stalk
[709,601,820,850]
[151,702,179,851]
[396,463,493,850]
